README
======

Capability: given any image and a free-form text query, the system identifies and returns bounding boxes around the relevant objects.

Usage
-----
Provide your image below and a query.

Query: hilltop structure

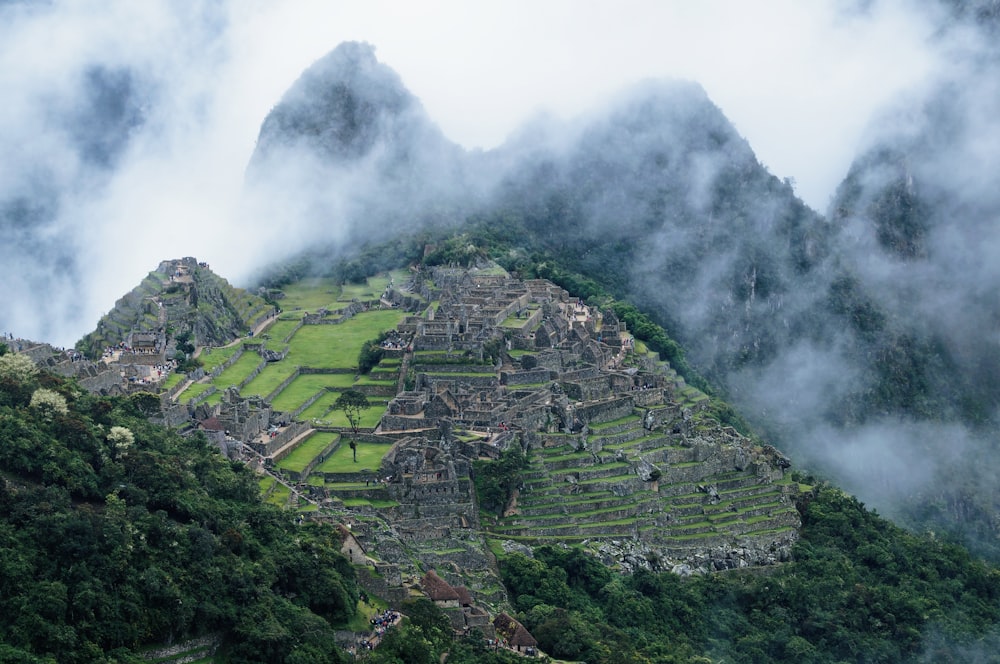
[55,259,801,633]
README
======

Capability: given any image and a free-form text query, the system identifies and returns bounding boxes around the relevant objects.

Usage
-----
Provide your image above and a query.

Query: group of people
[355,609,400,652]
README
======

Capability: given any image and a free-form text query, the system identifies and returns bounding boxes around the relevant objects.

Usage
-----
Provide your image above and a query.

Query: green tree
[0,353,38,384]
[335,390,369,462]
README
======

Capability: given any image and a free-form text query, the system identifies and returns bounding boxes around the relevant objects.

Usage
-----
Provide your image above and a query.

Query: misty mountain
[242,42,473,262]
[243,39,1000,557]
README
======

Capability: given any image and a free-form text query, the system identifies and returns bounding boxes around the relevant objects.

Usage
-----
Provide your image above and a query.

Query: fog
[3,0,999,557]
[0,0,948,347]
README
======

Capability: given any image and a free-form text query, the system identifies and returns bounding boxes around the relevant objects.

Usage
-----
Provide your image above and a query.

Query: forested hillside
[0,349,357,663]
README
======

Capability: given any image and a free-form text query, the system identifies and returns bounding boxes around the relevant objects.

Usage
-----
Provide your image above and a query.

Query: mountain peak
[250,41,420,165]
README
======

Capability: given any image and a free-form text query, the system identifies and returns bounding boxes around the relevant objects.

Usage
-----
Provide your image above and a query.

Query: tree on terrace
[335,389,370,462]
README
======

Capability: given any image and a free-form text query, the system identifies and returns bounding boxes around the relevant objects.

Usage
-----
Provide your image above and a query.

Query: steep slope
[241,42,471,266]
[243,37,1000,557]
[77,257,271,358]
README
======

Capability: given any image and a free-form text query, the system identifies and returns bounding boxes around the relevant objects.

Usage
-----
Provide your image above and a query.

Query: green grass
[339,274,390,302]
[198,345,242,373]
[261,319,301,343]
[324,403,387,429]
[241,363,299,398]
[588,415,640,431]
[501,315,531,328]
[211,351,262,387]
[266,482,290,507]
[298,391,342,422]
[286,310,406,369]
[202,391,223,407]
[160,372,186,391]
[271,374,356,412]
[341,498,401,508]
[315,442,393,474]
[279,277,342,312]
[275,432,340,473]
[178,382,213,404]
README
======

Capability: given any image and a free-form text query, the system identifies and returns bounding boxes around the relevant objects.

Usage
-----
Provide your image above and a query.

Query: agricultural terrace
[323,399,388,429]
[211,351,262,388]
[285,310,406,369]
[275,431,339,474]
[269,373,357,412]
[262,318,301,343]
[197,344,241,373]
[240,363,299,399]
[278,277,342,313]
[297,391,343,421]
[316,440,394,474]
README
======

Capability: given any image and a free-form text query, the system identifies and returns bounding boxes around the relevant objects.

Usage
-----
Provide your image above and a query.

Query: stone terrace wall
[575,396,634,425]
[500,368,554,386]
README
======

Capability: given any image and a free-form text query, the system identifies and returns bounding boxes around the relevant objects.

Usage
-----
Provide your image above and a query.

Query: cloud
[0,0,962,347]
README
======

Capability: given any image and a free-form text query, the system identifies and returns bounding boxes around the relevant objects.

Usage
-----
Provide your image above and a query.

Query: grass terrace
[211,351,263,387]
[160,372,186,392]
[324,401,388,429]
[178,382,213,404]
[316,441,393,473]
[266,482,290,507]
[270,374,357,412]
[275,431,339,474]
[339,275,389,302]
[286,310,406,369]
[279,277,342,312]
[240,363,299,398]
[299,392,343,422]
[262,318,301,342]
[198,345,241,373]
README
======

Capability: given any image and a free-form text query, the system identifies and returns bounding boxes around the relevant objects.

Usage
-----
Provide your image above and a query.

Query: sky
[0,0,949,345]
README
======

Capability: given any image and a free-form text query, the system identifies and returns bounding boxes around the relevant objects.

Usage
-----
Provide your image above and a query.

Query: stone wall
[575,396,635,425]
[500,368,554,386]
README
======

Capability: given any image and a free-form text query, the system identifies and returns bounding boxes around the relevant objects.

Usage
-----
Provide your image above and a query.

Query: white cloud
[0,0,957,345]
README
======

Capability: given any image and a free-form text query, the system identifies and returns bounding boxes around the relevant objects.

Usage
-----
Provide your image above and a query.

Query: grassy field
[286,310,406,369]
[160,372,186,391]
[211,351,262,387]
[178,382,213,404]
[325,401,387,429]
[240,363,299,398]
[275,432,339,473]
[339,276,388,302]
[316,441,392,473]
[279,277,342,312]
[261,318,301,342]
[198,345,241,373]
[270,374,357,412]
[298,391,342,421]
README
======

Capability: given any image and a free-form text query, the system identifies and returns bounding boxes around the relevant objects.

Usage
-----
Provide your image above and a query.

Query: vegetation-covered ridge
[77,257,271,360]
[0,349,358,663]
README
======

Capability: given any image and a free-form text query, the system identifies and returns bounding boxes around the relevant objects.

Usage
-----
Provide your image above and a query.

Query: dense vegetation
[494,490,1000,663]
[0,351,358,663]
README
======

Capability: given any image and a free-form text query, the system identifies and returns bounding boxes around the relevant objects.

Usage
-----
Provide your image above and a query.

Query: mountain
[241,38,1000,560]
[241,42,472,266]
[76,257,272,360]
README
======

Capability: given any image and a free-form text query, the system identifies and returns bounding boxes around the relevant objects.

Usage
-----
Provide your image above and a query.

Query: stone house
[493,612,538,654]
[420,569,460,608]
